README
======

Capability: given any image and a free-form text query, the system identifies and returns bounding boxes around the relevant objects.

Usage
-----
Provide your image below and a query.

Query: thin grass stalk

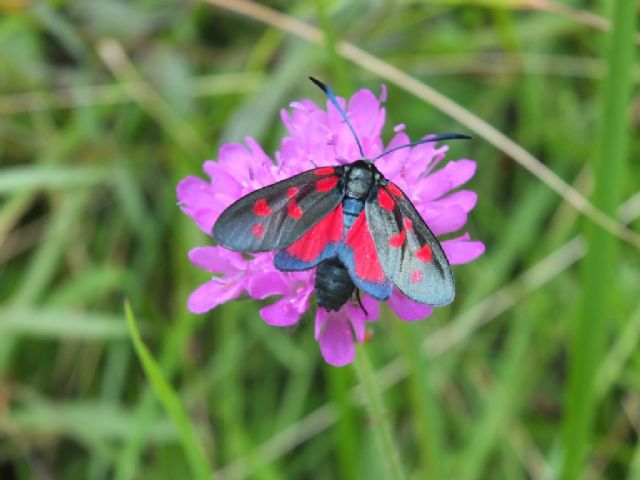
[115,167,207,479]
[459,310,536,480]
[353,346,407,480]
[392,321,446,479]
[0,73,262,115]
[325,367,360,479]
[113,66,225,473]
[561,1,637,478]
[124,302,213,480]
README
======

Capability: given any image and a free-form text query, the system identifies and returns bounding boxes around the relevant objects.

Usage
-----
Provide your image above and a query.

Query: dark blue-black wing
[365,182,455,306]
[213,166,344,252]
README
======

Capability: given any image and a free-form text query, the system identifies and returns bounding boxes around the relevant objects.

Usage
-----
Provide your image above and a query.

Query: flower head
[177,85,484,366]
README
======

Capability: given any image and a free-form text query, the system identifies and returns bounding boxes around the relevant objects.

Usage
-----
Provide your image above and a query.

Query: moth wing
[365,182,454,306]
[337,210,393,301]
[274,203,344,271]
[213,167,344,252]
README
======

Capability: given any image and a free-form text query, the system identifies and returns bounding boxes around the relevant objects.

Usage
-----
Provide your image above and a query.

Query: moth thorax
[315,258,355,311]
[345,166,373,199]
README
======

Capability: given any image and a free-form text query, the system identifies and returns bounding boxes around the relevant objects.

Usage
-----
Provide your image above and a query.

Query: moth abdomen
[315,258,355,311]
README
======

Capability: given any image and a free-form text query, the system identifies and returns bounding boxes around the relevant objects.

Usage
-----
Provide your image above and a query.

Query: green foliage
[124,302,212,480]
[1,1,639,479]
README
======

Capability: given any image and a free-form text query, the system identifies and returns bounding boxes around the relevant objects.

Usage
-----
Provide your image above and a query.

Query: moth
[213,78,470,312]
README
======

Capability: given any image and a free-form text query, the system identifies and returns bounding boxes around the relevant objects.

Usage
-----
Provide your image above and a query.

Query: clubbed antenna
[309,77,365,158]
[373,133,472,161]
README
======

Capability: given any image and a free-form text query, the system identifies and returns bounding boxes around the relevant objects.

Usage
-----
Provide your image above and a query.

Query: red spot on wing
[387,183,403,198]
[253,198,271,216]
[287,199,303,220]
[287,187,299,198]
[404,218,413,230]
[285,205,343,262]
[411,270,423,284]
[315,176,339,192]
[378,188,395,211]
[251,224,265,237]
[389,230,406,247]
[346,212,386,283]
[314,166,335,175]
[416,244,433,263]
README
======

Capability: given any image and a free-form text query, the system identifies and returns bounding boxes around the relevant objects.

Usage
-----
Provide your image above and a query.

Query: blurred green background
[1,1,639,479]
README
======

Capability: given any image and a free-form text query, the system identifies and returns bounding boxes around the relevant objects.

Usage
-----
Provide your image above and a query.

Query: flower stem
[392,321,446,479]
[353,346,407,480]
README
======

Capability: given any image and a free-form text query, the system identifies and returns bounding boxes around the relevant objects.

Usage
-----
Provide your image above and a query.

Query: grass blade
[124,302,213,480]
[392,320,446,479]
[561,2,637,478]
[0,307,129,339]
[353,347,407,480]
[0,166,109,193]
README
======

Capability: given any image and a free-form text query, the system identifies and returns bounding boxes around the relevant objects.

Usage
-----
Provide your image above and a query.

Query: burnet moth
[213,77,471,312]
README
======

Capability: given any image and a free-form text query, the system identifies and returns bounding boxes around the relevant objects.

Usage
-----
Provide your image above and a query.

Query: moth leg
[354,289,369,316]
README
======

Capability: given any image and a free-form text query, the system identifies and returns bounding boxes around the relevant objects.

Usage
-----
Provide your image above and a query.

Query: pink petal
[247,271,291,299]
[177,176,230,233]
[376,132,410,178]
[188,279,244,314]
[259,297,305,327]
[315,308,329,340]
[216,143,274,192]
[419,160,477,201]
[188,246,245,273]
[378,84,388,103]
[423,204,468,236]
[317,310,356,367]
[245,136,272,166]
[346,307,367,343]
[434,190,478,213]
[177,176,217,212]
[346,296,380,342]
[202,161,244,197]
[348,88,385,145]
[388,290,433,321]
[361,295,381,322]
[409,140,447,171]
[192,209,218,234]
[326,96,349,132]
[218,143,254,172]
[442,233,486,265]
[290,284,314,314]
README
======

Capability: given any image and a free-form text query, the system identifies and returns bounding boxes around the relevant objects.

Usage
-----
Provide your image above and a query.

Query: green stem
[561,2,636,479]
[353,346,407,480]
[326,367,360,479]
[393,322,446,479]
[124,302,213,480]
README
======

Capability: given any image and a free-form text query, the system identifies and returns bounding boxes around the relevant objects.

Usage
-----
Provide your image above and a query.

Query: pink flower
[177,85,484,366]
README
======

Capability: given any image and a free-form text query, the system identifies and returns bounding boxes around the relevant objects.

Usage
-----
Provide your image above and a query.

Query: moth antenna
[373,133,472,161]
[309,76,365,159]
